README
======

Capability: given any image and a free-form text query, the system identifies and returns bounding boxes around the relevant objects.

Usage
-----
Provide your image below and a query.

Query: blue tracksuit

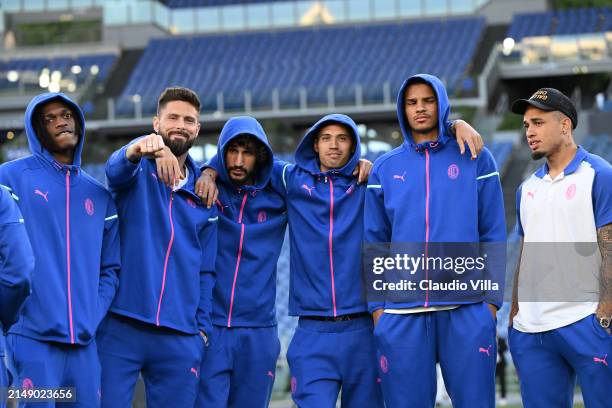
[0,92,121,407]
[272,114,383,408]
[196,117,285,408]
[0,185,34,407]
[99,139,218,408]
[364,74,506,408]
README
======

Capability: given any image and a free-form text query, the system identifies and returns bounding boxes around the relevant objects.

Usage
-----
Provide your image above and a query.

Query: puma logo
[478,345,492,357]
[34,189,49,202]
[527,191,535,199]
[593,354,608,367]
[302,184,315,196]
[393,172,406,182]
[190,367,199,378]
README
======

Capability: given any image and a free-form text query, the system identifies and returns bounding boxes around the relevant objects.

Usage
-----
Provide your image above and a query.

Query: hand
[126,133,165,163]
[487,303,497,321]
[353,159,373,184]
[155,147,183,188]
[195,168,219,209]
[372,309,383,326]
[454,120,483,160]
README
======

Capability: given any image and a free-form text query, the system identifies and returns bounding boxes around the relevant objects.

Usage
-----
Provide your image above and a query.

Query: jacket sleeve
[0,186,34,332]
[268,159,292,199]
[364,167,391,313]
[96,197,121,327]
[197,209,218,336]
[476,149,507,309]
[105,140,142,190]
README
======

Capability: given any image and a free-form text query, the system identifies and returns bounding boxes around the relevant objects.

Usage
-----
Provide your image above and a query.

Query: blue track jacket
[0,92,120,345]
[0,185,34,333]
[208,116,287,328]
[271,114,368,317]
[364,74,506,312]
[106,138,218,336]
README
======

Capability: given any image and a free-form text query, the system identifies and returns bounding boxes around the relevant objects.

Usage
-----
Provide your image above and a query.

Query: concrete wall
[479,0,549,24]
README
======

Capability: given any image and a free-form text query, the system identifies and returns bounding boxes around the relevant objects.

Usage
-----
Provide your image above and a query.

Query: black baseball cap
[511,88,578,129]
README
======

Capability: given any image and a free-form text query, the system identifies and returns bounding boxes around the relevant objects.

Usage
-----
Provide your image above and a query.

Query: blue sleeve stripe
[476,171,500,181]
[105,214,118,221]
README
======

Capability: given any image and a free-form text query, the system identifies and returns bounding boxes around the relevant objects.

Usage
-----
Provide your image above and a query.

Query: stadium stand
[489,141,514,174]
[506,7,612,41]
[581,133,612,161]
[116,16,485,115]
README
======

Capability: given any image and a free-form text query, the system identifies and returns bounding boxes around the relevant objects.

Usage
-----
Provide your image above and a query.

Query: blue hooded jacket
[0,185,34,334]
[271,114,367,317]
[364,74,506,311]
[208,116,287,328]
[106,135,218,336]
[0,92,120,345]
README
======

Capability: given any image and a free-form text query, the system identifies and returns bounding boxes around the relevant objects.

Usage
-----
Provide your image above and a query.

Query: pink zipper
[156,192,175,326]
[328,177,337,317]
[227,193,248,327]
[424,150,431,307]
[66,170,74,344]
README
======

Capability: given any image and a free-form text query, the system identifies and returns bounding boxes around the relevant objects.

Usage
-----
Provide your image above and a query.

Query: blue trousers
[97,314,205,408]
[374,302,497,408]
[196,325,280,408]
[7,334,100,408]
[287,315,383,408]
[509,314,612,408]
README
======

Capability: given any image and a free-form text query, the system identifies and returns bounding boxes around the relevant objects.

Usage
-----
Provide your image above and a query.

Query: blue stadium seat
[507,7,611,41]
[118,16,485,115]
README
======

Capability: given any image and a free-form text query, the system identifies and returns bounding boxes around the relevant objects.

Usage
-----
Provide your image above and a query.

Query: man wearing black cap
[509,88,611,408]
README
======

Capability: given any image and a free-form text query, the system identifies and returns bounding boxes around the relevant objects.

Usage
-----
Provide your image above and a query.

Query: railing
[108,78,481,120]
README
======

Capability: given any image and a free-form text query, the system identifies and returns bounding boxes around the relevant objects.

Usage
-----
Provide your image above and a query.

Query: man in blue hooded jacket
[189,116,286,408]
[364,74,506,408]
[99,87,217,408]
[0,93,121,407]
[0,185,34,407]
[274,114,385,408]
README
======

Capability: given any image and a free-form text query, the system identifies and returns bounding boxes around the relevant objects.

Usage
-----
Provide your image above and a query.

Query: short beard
[36,131,77,157]
[531,151,546,160]
[411,124,437,136]
[228,166,255,185]
[161,130,194,157]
